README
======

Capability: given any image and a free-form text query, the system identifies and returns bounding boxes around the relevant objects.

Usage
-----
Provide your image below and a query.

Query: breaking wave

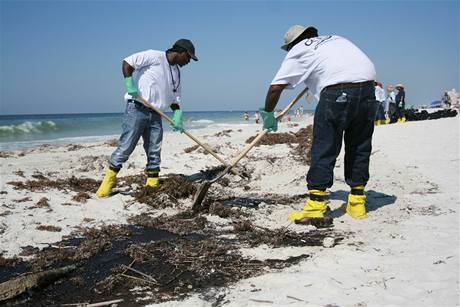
[190,119,215,124]
[0,121,58,137]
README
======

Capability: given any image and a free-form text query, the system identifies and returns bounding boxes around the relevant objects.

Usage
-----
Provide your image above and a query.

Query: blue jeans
[375,101,386,120]
[109,101,163,172]
[307,84,377,190]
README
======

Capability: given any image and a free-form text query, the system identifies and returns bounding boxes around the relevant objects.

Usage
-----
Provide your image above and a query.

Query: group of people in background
[374,82,407,125]
[441,89,460,108]
[245,81,415,127]
[247,82,410,127]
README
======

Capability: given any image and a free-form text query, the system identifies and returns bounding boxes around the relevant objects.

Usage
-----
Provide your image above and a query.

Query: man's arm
[122,60,138,97]
[122,60,135,77]
[264,84,288,112]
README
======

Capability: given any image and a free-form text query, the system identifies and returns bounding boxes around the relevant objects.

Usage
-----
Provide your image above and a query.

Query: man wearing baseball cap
[96,39,198,198]
[260,25,377,222]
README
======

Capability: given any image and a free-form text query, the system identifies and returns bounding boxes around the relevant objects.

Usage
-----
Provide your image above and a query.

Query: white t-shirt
[386,91,396,104]
[375,86,386,102]
[123,50,181,111]
[271,35,376,100]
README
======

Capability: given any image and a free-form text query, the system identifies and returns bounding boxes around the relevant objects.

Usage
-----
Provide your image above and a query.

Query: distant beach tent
[430,100,442,108]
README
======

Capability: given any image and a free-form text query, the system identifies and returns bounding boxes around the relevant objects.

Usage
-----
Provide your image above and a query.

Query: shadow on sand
[328,189,397,218]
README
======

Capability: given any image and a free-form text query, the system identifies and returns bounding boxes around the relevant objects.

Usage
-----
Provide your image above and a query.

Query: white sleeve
[124,50,160,70]
[271,58,304,88]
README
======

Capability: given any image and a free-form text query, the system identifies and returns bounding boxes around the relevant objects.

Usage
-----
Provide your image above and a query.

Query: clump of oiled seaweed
[246,132,297,146]
[66,144,85,151]
[233,221,337,248]
[72,192,91,203]
[213,129,233,137]
[244,125,313,164]
[104,138,118,147]
[128,211,207,235]
[7,175,100,193]
[0,151,15,158]
[183,144,199,153]
[36,225,62,232]
[131,175,196,208]
[292,126,313,164]
[207,202,249,219]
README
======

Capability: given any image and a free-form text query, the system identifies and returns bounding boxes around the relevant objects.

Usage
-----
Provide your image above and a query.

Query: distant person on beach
[374,81,386,125]
[254,111,260,124]
[441,91,451,108]
[395,84,406,122]
[260,25,377,222]
[243,112,249,121]
[96,39,198,197]
[442,92,450,107]
[386,84,397,123]
[447,89,459,107]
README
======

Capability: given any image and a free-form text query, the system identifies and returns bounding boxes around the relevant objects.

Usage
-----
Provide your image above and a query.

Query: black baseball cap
[173,39,198,61]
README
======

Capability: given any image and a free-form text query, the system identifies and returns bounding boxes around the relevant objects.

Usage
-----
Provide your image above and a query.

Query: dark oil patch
[1,210,344,306]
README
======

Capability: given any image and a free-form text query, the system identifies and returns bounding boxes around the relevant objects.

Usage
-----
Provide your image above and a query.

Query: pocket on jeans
[324,93,349,123]
[126,102,138,114]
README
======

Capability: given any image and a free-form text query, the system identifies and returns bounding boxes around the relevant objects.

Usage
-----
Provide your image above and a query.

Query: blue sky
[1,0,458,115]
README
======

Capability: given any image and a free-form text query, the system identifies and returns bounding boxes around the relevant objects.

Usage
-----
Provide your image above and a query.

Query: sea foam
[0,121,57,136]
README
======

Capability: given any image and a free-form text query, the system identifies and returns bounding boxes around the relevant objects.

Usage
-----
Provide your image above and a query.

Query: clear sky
[1,0,458,115]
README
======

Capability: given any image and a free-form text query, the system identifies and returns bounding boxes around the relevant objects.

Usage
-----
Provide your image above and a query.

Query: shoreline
[0,113,313,152]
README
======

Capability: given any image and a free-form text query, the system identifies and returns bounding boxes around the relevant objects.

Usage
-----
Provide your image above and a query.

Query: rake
[192,87,309,212]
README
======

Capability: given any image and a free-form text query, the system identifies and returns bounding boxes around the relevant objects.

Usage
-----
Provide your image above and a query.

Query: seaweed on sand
[130,175,197,208]
[244,125,313,164]
[0,210,342,306]
[7,176,100,193]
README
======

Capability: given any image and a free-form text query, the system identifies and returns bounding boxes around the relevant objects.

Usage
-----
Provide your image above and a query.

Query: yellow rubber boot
[288,190,327,221]
[385,118,391,124]
[345,185,367,219]
[96,168,118,198]
[374,120,380,126]
[401,117,407,123]
[379,119,386,125]
[145,170,159,187]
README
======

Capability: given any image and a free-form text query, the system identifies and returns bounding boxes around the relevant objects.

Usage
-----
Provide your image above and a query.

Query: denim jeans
[388,102,398,123]
[375,101,386,120]
[109,101,163,172]
[306,84,377,190]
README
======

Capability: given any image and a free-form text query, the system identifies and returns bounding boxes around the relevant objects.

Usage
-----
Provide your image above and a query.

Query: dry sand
[0,115,458,306]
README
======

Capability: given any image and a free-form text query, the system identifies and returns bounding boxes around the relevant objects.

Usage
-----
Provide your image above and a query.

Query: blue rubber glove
[259,107,278,132]
[171,109,183,132]
[124,76,138,97]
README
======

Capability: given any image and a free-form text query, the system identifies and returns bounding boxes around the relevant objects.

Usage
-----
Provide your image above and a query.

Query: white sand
[0,114,458,306]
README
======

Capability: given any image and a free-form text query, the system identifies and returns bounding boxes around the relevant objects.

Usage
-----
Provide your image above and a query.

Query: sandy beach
[0,114,458,306]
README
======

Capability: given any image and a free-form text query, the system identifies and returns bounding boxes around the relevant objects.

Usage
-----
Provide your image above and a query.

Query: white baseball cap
[281,25,307,50]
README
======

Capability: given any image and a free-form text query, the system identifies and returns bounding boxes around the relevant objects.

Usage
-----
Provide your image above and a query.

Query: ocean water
[0,111,311,151]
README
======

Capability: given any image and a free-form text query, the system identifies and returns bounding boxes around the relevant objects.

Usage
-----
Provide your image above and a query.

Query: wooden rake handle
[213,87,309,182]
[135,96,240,176]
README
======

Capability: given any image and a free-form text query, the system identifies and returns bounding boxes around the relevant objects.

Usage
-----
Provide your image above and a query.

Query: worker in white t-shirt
[259,25,377,222]
[374,81,386,125]
[96,39,198,198]
[386,85,396,123]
